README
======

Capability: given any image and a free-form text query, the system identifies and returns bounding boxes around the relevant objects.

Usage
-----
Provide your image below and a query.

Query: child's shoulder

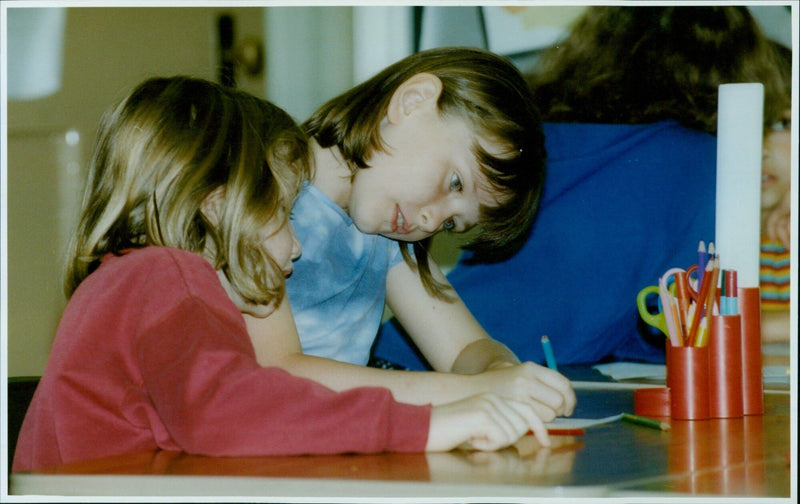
[109,246,209,271]
[96,246,232,316]
[102,247,218,295]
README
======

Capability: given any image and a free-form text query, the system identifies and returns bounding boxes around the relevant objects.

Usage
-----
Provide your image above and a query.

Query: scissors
[637,285,669,336]
[636,268,686,346]
[682,265,702,303]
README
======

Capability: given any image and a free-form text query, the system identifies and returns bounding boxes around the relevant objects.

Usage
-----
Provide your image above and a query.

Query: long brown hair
[65,77,309,307]
[529,6,788,133]
[304,47,546,298]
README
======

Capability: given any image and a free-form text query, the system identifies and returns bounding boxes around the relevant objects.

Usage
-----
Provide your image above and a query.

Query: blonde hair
[303,47,546,299]
[65,77,310,308]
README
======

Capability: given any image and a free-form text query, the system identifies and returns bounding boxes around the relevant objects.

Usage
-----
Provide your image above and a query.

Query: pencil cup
[666,345,709,420]
[708,314,744,418]
[738,287,763,415]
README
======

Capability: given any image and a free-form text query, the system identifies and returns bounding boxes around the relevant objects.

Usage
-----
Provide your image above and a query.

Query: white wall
[263,6,414,122]
[263,7,355,122]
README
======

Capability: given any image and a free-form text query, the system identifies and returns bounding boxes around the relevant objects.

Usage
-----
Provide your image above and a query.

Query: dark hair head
[304,47,545,297]
[529,6,787,134]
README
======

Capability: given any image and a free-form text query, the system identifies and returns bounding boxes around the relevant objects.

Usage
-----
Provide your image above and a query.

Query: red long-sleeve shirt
[13,247,430,472]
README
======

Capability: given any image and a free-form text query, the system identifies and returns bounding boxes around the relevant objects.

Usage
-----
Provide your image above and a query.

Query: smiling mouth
[392,204,410,234]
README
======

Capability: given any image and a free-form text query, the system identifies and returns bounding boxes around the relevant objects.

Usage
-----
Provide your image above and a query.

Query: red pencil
[547,428,586,436]
[674,271,691,335]
[527,428,586,437]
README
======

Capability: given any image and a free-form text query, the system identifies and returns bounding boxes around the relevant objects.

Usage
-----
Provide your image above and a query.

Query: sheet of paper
[546,414,623,429]
[592,362,666,381]
[593,361,789,385]
[571,381,663,390]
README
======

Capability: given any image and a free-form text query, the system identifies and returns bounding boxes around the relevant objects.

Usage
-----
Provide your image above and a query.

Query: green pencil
[622,413,670,431]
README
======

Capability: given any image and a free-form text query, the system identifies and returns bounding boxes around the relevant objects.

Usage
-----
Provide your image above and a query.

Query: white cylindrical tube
[715,83,764,288]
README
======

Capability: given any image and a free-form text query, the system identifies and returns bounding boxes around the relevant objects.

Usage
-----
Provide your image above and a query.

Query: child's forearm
[245,301,476,405]
[272,351,575,421]
[271,350,485,406]
[450,338,520,374]
[244,300,574,414]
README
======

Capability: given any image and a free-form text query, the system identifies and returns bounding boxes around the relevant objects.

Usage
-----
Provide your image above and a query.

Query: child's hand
[469,362,576,422]
[426,393,550,452]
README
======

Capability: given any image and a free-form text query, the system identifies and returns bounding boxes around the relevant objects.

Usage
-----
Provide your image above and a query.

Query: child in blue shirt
[374,7,791,368]
[245,47,575,428]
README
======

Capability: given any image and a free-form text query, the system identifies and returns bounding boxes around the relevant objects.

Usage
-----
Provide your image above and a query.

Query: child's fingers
[474,394,528,448]
[507,399,551,448]
[529,365,577,416]
[489,362,576,417]
[468,396,551,452]
[428,393,539,452]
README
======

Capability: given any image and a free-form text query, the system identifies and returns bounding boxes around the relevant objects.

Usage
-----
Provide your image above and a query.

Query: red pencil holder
[708,314,744,418]
[634,387,671,417]
[667,345,709,420]
[738,287,763,415]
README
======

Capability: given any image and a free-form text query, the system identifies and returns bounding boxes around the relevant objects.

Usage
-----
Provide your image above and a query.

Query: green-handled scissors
[637,285,669,336]
[637,267,687,347]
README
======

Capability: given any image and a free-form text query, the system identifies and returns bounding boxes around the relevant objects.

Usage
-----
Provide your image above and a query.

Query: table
[10,378,793,500]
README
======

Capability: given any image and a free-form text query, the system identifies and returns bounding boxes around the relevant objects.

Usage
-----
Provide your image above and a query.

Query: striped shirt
[760,238,790,310]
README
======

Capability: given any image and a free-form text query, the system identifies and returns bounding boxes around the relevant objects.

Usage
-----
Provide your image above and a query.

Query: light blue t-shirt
[286,183,404,365]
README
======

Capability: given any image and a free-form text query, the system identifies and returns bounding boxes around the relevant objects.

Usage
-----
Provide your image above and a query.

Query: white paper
[546,414,623,429]
[592,361,788,385]
[715,83,764,288]
[592,362,666,381]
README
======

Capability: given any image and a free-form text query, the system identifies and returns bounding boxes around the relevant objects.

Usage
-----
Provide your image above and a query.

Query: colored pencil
[541,335,558,371]
[674,271,691,335]
[686,260,714,346]
[546,428,586,436]
[695,316,709,347]
[621,413,670,431]
[526,428,587,437]
[724,269,738,315]
[703,258,721,319]
[697,241,708,286]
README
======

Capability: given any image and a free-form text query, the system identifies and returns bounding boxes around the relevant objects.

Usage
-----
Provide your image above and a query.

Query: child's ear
[386,73,443,124]
[200,186,226,226]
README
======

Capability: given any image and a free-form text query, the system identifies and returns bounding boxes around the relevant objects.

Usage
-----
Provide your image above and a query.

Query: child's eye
[767,118,791,132]
[449,173,463,192]
[443,218,456,231]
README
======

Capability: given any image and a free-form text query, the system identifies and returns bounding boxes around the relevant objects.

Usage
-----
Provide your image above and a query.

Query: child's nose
[419,209,437,233]
[418,206,442,234]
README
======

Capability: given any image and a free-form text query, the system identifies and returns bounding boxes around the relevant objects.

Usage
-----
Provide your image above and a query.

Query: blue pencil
[697,241,708,287]
[541,335,558,371]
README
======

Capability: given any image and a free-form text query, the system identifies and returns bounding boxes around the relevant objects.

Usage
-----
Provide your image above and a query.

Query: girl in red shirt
[14,77,550,472]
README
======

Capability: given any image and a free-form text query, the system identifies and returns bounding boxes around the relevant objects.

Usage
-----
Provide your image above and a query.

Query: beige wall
[6,7,266,377]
